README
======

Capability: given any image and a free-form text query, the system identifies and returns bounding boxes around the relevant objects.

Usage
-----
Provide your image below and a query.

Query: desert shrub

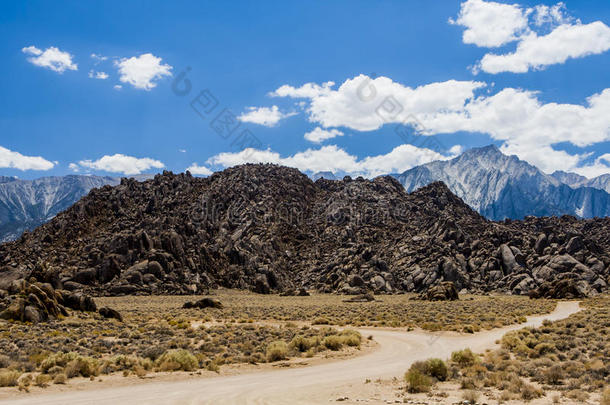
[65,356,100,378]
[533,342,555,357]
[0,370,21,387]
[34,373,51,387]
[133,365,147,378]
[0,355,10,368]
[40,352,79,372]
[405,368,432,393]
[451,349,478,367]
[545,364,564,385]
[289,336,318,352]
[53,373,67,384]
[155,349,198,371]
[312,317,330,325]
[520,382,543,401]
[462,390,479,403]
[601,387,610,405]
[266,341,288,362]
[339,330,362,347]
[425,358,448,381]
[411,359,448,382]
[566,389,589,402]
[18,374,32,392]
[142,345,166,361]
[206,361,220,373]
[322,335,343,351]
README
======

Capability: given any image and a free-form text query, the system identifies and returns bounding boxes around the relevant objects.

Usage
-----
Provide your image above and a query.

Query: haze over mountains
[395,145,610,220]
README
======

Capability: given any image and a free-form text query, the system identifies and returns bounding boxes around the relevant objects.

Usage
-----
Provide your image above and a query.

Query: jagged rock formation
[0,164,608,297]
[394,145,610,220]
[0,278,97,323]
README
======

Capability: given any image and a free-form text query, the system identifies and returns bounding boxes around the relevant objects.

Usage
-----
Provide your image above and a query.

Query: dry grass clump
[0,370,21,387]
[601,386,610,405]
[404,358,449,393]
[265,341,288,362]
[405,368,433,393]
[155,349,198,371]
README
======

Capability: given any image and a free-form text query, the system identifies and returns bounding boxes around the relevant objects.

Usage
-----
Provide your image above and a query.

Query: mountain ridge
[394,145,610,220]
[0,164,608,298]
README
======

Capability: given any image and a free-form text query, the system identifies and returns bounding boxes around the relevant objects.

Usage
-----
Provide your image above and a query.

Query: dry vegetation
[401,295,610,403]
[0,290,556,393]
[160,290,554,331]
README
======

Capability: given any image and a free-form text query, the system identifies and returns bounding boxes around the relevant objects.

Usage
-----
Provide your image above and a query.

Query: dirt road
[3,301,580,405]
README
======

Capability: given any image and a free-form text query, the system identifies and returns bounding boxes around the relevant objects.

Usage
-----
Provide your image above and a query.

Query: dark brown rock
[420,281,459,301]
[0,165,607,297]
[98,307,123,322]
[182,297,223,309]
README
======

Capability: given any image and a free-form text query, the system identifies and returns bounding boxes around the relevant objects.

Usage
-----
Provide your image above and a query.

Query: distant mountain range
[551,171,610,193]
[0,175,134,242]
[394,145,610,220]
[0,146,608,243]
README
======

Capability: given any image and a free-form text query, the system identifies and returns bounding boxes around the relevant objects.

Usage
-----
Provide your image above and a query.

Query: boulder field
[0,164,607,299]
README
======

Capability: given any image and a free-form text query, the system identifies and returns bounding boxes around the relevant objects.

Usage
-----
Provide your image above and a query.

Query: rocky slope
[394,145,610,220]
[0,164,608,297]
[0,175,121,242]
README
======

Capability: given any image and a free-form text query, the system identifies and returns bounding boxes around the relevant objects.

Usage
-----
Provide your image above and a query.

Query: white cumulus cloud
[237,106,296,127]
[88,70,109,80]
[0,146,55,171]
[90,53,108,63]
[449,0,530,47]
[22,45,77,73]
[451,0,610,74]
[77,154,165,175]
[270,74,610,175]
[115,53,172,90]
[186,163,213,176]
[272,75,485,131]
[478,21,610,74]
[304,127,344,143]
[206,144,451,178]
[269,81,335,98]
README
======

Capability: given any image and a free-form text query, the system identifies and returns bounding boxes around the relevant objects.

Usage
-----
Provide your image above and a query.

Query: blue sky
[1,0,609,179]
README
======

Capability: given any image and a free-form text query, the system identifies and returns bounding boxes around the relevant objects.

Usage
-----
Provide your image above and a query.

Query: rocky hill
[394,145,610,220]
[0,164,608,297]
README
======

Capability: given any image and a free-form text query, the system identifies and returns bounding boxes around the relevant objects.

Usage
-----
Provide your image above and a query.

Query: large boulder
[182,297,223,309]
[71,268,98,285]
[499,244,520,274]
[253,274,270,294]
[57,291,97,312]
[419,281,459,301]
[529,274,592,299]
[98,307,123,322]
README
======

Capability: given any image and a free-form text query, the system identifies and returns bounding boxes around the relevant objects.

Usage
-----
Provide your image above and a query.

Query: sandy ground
[0,301,582,405]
